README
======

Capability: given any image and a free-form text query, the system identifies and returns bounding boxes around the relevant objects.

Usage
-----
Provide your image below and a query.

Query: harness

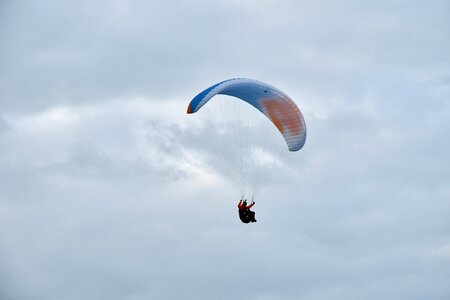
[238,209,252,223]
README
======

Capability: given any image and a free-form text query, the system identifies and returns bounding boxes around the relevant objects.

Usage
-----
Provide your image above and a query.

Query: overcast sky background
[1,1,449,299]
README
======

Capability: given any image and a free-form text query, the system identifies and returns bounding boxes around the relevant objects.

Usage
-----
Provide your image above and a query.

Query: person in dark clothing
[238,198,257,223]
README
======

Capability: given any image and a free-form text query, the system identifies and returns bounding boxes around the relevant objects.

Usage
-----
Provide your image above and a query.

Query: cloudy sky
[1,0,449,299]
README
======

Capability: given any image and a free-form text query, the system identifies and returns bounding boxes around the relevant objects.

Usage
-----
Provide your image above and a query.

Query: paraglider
[238,198,257,223]
[187,78,306,223]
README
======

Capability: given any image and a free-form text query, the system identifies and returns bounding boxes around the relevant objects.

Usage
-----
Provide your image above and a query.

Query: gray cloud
[2,1,448,112]
[1,1,450,299]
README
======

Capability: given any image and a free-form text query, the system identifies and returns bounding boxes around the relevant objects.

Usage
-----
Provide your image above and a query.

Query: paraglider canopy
[187,78,306,151]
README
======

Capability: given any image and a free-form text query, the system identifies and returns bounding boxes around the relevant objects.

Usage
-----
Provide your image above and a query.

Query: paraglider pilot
[238,198,257,223]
